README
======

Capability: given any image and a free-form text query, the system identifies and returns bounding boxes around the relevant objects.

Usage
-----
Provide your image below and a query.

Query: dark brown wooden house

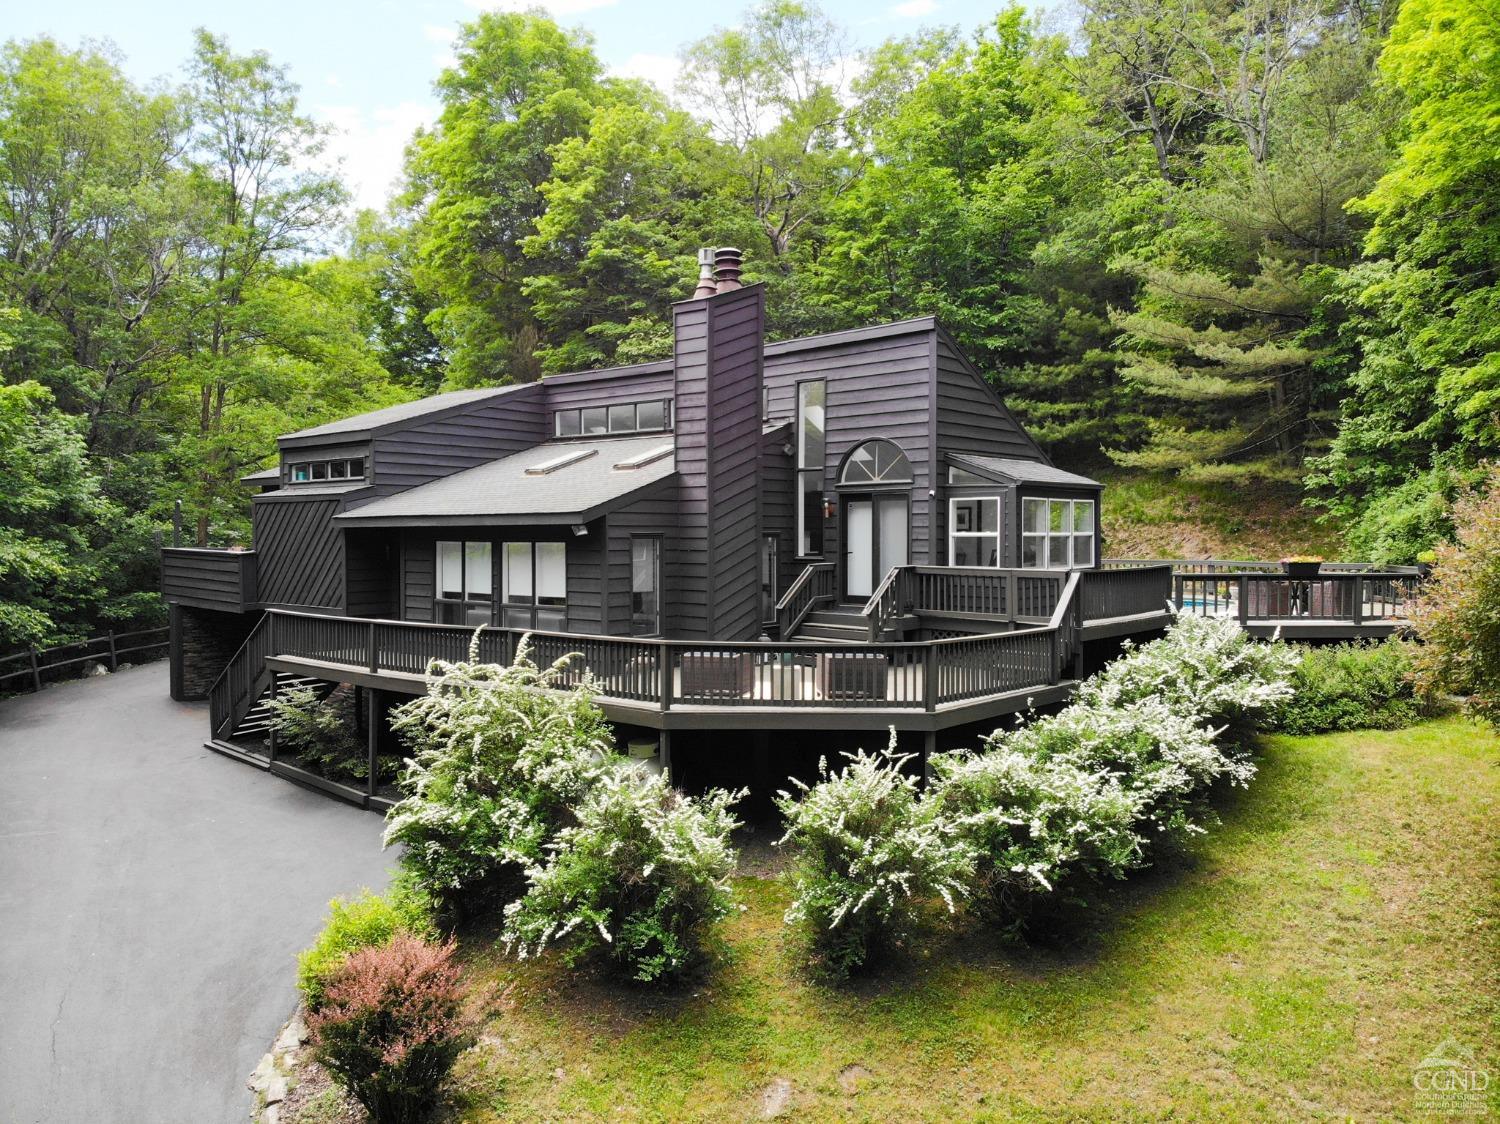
[161,249,1178,806]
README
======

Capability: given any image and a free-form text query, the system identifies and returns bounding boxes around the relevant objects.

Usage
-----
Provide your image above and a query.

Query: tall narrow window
[1021,498,1095,569]
[796,380,826,556]
[436,540,494,624]
[630,537,661,636]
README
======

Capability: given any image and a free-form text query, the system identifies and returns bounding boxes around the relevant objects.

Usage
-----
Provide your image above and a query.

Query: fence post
[28,645,41,693]
[107,630,118,672]
[1237,576,1249,626]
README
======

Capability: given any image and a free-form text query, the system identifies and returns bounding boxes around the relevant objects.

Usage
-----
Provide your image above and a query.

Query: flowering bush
[298,874,436,1010]
[383,633,616,913]
[1271,639,1426,735]
[1408,467,1500,728]
[776,738,972,976]
[927,745,1143,929]
[993,697,1254,848]
[503,764,744,984]
[308,933,475,1124]
[1078,612,1300,734]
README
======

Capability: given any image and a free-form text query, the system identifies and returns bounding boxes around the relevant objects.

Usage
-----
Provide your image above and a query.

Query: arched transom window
[839,439,913,486]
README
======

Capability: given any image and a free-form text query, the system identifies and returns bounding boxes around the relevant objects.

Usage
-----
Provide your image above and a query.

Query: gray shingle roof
[280,385,525,442]
[240,466,280,483]
[335,436,676,526]
[949,453,1102,488]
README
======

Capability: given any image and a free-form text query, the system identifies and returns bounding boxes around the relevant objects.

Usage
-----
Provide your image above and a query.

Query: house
[161,248,1177,807]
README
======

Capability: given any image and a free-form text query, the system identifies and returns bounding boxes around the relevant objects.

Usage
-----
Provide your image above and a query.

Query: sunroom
[943,454,1103,571]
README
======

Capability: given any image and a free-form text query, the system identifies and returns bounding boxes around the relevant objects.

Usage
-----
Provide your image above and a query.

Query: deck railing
[1078,564,1174,621]
[260,600,1086,714]
[208,613,275,739]
[775,563,836,637]
[1174,571,1419,626]
[1104,557,1421,576]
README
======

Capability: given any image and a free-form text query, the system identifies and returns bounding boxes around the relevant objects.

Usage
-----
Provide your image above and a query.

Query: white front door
[843,493,909,601]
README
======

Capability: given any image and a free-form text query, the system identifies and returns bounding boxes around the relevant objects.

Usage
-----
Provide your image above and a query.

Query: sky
[8,0,1035,211]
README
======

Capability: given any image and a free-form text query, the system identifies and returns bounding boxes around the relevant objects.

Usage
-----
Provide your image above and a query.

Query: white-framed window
[1022,498,1095,569]
[436,540,494,624]
[949,497,1001,567]
[796,380,826,556]
[500,542,567,631]
[630,536,661,636]
[553,399,672,438]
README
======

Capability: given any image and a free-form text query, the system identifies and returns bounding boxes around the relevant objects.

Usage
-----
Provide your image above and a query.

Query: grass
[290,718,1498,1121]
[1099,471,1342,561]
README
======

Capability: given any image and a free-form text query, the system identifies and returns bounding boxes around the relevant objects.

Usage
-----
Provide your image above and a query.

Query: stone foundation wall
[170,604,259,701]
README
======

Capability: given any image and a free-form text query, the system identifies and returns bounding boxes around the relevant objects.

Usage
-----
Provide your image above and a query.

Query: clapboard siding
[765,329,936,566]
[345,530,399,618]
[673,286,764,641]
[543,363,675,418]
[160,549,259,611]
[401,534,435,621]
[934,335,1046,462]
[603,479,678,637]
[253,497,344,609]
[371,384,547,491]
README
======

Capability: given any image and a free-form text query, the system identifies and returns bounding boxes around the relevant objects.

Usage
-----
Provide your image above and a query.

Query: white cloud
[612,52,682,95]
[422,23,459,70]
[317,100,437,212]
[463,0,618,14]
[890,0,938,16]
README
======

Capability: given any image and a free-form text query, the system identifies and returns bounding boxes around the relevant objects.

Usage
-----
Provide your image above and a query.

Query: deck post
[106,630,118,672]
[1006,572,1016,619]
[1351,575,1364,626]
[921,730,936,786]
[368,620,378,673]
[659,729,672,782]
[267,674,279,763]
[1237,576,1249,626]
[366,688,379,801]
[659,646,673,712]
[923,643,937,711]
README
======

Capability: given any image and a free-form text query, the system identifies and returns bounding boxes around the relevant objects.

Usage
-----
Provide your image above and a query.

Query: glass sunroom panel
[1074,533,1094,566]
[465,541,493,597]
[438,541,464,600]
[1022,536,1042,568]
[1048,500,1069,533]
[953,535,999,568]
[536,543,566,606]
[1048,536,1070,567]
[1024,498,1047,533]
[503,543,533,603]
[1073,500,1094,532]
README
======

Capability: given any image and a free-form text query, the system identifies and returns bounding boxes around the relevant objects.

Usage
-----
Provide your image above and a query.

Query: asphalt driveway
[0,663,394,1123]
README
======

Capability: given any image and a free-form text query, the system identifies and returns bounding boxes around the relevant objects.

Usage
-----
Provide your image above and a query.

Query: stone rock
[263,1069,288,1105]
[247,1053,277,1095]
[274,1012,307,1053]
[759,1078,794,1118]
[263,1105,279,1124]
[83,661,109,678]
[838,1064,872,1094]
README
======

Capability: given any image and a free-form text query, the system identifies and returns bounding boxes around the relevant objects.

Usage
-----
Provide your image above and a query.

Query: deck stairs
[789,607,900,643]
[228,672,335,740]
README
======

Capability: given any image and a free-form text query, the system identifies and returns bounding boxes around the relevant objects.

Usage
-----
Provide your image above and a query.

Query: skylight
[524,448,597,476]
[612,443,674,470]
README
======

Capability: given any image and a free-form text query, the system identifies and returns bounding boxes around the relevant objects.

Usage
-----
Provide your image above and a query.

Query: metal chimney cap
[692,247,717,298]
[714,246,743,293]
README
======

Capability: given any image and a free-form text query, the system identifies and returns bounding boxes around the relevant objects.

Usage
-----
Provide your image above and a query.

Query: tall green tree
[1309,0,1500,560]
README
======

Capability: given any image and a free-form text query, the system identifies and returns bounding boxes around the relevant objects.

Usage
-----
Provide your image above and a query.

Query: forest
[0,0,1494,648]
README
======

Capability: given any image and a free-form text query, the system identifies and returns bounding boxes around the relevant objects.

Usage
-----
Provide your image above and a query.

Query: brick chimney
[671,248,765,641]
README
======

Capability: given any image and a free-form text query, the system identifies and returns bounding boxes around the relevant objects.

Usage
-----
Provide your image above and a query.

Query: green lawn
[293,719,1499,1122]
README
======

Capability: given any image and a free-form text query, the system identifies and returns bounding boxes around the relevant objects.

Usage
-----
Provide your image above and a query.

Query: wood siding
[764,326,935,569]
[345,530,400,618]
[160,548,258,611]
[253,497,344,609]
[370,383,547,493]
[673,285,765,641]
[543,364,674,416]
[603,478,678,637]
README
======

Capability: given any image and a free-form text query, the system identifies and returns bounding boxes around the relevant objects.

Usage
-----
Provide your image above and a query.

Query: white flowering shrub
[383,633,616,913]
[503,764,744,985]
[927,745,1144,930]
[987,697,1250,855]
[776,737,973,976]
[1078,612,1300,736]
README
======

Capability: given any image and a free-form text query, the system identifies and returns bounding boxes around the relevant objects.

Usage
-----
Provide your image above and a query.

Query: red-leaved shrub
[307,933,475,1124]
